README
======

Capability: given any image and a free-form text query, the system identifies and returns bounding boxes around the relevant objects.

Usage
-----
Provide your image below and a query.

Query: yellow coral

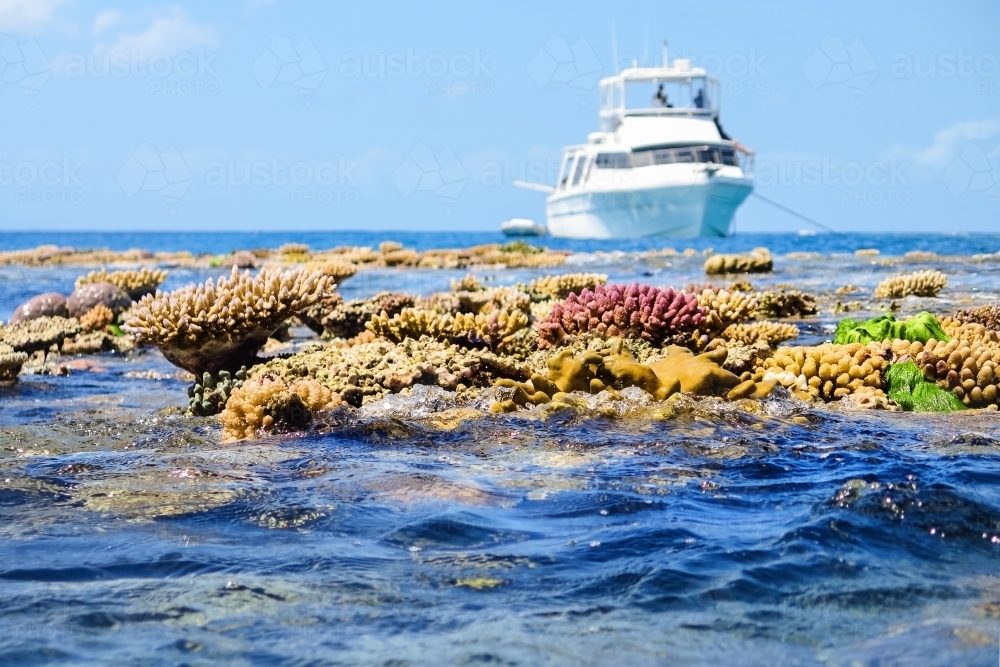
[79,304,114,333]
[220,374,338,441]
[75,267,168,297]
[366,307,528,350]
[529,273,608,300]
[720,321,799,346]
[760,342,890,402]
[698,288,759,330]
[874,270,947,298]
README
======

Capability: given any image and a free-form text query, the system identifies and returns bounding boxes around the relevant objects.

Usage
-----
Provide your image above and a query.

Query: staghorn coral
[874,270,947,299]
[909,337,1000,408]
[79,305,114,333]
[756,288,818,318]
[720,321,799,346]
[188,367,247,416]
[703,248,772,275]
[760,342,891,402]
[367,306,529,354]
[528,273,608,301]
[0,316,81,353]
[220,374,338,441]
[0,342,29,383]
[123,266,333,375]
[834,312,950,345]
[300,291,415,339]
[537,283,705,348]
[75,268,168,299]
[697,287,758,331]
[952,305,1000,331]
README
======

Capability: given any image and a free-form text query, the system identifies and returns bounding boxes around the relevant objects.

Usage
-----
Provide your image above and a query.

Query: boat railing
[738,151,755,178]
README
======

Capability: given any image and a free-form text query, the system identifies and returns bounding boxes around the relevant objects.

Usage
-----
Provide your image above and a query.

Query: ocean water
[2,232,1000,665]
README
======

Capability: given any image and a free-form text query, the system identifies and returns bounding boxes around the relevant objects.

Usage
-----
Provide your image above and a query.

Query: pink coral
[537,283,706,347]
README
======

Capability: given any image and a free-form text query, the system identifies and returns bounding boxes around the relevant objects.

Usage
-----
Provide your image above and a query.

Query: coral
[761,343,890,402]
[450,274,483,292]
[379,241,404,254]
[67,282,133,317]
[444,286,532,317]
[854,248,880,257]
[704,248,772,275]
[61,331,112,355]
[697,287,758,331]
[940,318,1000,346]
[230,251,257,268]
[304,260,357,285]
[756,288,818,318]
[885,361,965,412]
[0,342,28,384]
[721,321,799,346]
[75,268,168,299]
[909,337,1000,408]
[528,273,608,301]
[834,312,950,345]
[123,266,333,375]
[874,270,947,298]
[952,305,1000,331]
[188,367,247,416]
[10,293,68,323]
[714,340,773,376]
[0,316,81,353]
[367,306,529,353]
[300,291,415,339]
[279,243,310,255]
[499,240,543,254]
[220,373,338,441]
[79,305,114,333]
[648,346,754,396]
[537,283,706,348]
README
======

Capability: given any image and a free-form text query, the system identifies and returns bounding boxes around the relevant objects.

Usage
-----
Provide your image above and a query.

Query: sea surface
[2,232,1000,666]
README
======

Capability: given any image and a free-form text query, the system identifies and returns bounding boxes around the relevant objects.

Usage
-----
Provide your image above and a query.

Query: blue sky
[1,0,998,234]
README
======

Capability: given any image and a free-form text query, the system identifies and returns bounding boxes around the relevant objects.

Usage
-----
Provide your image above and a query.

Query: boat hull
[546,175,753,239]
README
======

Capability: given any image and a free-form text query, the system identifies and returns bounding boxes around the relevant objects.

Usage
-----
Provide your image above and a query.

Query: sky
[0,0,998,234]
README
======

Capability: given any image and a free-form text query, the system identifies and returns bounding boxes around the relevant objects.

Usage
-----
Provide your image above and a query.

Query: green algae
[885,361,965,412]
[834,311,950,345]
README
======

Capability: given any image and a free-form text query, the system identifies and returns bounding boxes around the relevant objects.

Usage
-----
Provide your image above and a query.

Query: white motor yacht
[516,47,755,239]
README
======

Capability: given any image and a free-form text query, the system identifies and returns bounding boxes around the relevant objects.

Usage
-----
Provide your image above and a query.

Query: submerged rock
[67,282,132,318]
[10,292,68,323]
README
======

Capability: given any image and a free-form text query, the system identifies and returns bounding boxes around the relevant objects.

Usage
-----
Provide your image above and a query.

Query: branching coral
[123,266,333,375]
[720,321,799,346]
[537,283,705,348]
[189,367,247,416]
[79,305,114,333]
[760,343,890,401]
[300,291,415,339]
[834,312,950,345]
[874,270,947,298]
[304,260,358,284]
[703,248,772,275]
[450,274,483,292]
[367,306,529,353]
[697,287,758,331]
[220,373,338,441]
[528,273,608,301]
[0,316,81,353]
[0,342,28,383]
[75,268,168,299]
[756,288,818,318]
[952,305,1000,331]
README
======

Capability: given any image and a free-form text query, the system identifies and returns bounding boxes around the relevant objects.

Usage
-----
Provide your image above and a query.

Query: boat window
[559,155,576,190]
[571,155,588,186]
[623,76,714,112]
[595,153,629,169]
[592,145,742,169]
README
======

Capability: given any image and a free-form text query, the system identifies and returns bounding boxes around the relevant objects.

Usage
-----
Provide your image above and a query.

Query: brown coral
[366,307,529,353]
[79,305,114,333]
[874,270,947,299]
[760,343,890,401]
[0,316,81,353]
[952,305,1000,331]
[304,260,358,285]
[528,273,608,301]
[720,321,799,346]
[0,342,28,384]
[704,248,772,275]
[909,337,1000,408]
[756,288,818,318]
[697,288,759,331]
[123,266,333,375]
[220,374,338,441]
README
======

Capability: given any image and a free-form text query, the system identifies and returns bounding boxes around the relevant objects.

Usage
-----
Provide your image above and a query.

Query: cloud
[92,9,121,35]
[0,0,68,31]
[104,6,215,56]
[911,119,1000,167]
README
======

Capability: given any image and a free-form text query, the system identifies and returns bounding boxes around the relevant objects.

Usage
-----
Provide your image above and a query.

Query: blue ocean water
[2,232,1000,665]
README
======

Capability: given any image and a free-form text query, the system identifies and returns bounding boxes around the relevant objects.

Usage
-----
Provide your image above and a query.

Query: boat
[500,218,547,236]
[514,45,755,239]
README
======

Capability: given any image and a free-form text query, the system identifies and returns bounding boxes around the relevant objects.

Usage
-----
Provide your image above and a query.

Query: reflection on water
[2,234,1000,664]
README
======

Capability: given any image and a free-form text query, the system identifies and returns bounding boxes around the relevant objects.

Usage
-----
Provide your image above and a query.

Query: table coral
[75,268,168,299]
[0,342,28,383]
[874,270,947,298]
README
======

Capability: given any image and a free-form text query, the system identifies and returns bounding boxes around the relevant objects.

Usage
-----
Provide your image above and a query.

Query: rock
[10,292,68,323]
[230,251,257,268]
[67,282,132,318]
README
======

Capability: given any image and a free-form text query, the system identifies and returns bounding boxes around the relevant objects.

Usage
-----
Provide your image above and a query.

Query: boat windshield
[600,74,719,130]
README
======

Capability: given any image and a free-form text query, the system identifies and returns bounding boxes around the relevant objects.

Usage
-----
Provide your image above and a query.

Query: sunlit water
[3,233,1000,665]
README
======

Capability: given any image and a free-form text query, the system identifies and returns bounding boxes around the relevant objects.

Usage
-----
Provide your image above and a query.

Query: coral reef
[75,268,168,299]
[834,312,950,345]
[874,270,947,298]
[304,260,358,284]
[123,266,333,375]
[300,291,415,339]
[756,288,818,318]
[885,361,965,412]
[189,367,247,416]
[279,243,310,256]
[704,248,772,275]
[528,273,608,301]
[720,321,799,346]
[537,284,705,348]
[697,287,758,331]
[79,305,114,333]
[450,274,482,292]
[0,342,29,383]
[760,343,890,401]
[67,282,132,317]
[952,305,1000,331]
[367,307,529,354]
[10,293,68,323]
[908,337,1000,408]
[230,251,257,268]
[0,316,82,353]
[220,373,338,441]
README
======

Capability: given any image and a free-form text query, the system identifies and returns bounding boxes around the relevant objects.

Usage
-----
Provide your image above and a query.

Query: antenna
[611,20,619,74]
[662,41,669,67]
